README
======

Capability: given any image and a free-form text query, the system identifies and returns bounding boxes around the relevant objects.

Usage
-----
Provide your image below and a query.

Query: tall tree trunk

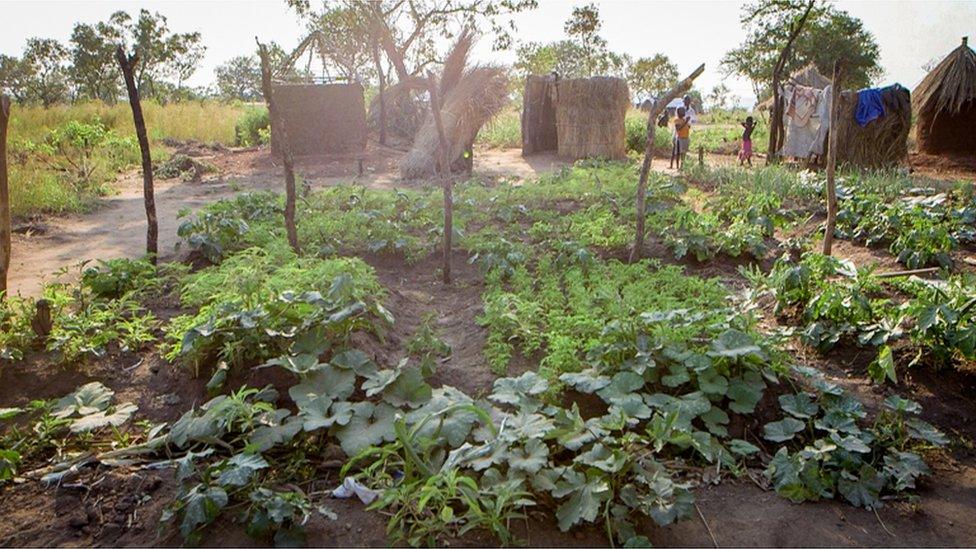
[115,47,158,264]
[0,96,11,298]
[427,73,452,284]
[256,39,301,255]
[372,40,388,146]
[630,64,706,263]
[766,0,816,164]
[822,61,842,256]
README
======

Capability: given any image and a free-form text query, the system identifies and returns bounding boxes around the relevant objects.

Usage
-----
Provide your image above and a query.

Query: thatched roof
[399,66,509,179]
[758,64,831,110]
[913,37,976,118]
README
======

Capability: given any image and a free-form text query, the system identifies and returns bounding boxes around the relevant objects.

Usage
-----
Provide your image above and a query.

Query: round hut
[912,37,976,155]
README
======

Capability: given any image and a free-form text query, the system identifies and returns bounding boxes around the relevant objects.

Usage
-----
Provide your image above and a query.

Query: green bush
[235,106,270,147]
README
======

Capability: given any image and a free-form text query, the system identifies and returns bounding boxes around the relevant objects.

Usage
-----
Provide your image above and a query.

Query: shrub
[235,106,270,147]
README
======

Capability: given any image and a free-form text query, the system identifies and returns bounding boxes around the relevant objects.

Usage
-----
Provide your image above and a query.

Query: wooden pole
[115,47,158,264]
[372,40,387,146]
[630,64,705,263]
[0,96,10,298]
[256,38,301,255]
[822,61,842,256]
[427,72,452,284]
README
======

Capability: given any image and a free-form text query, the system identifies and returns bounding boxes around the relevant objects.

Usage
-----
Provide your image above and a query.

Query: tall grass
[5,100,250,217]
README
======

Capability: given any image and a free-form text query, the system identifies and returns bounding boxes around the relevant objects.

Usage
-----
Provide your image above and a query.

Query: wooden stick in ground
[822,60,842,256]
[115,47,158,264]
[426,72,452,284]
[371,40,387,146]
[0,95,10,298]
[256,38,301,255]
[630,63,705,263]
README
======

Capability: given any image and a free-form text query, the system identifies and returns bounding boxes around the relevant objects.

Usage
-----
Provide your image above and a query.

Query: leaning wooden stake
[0,96,11,298]
[822,61,842,256]
[630,64,705,263]
[256,38,300,255]
[115,47,158,264]
[427,72,452,284]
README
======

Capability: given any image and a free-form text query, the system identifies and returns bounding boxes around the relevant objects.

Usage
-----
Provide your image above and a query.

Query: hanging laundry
[809,85,832,157]
[792,85,818,126]
[855,87,886,126]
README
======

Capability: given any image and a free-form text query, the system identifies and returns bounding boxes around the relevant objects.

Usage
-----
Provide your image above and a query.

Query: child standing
[739,116,756,167]
[671,107,691,169]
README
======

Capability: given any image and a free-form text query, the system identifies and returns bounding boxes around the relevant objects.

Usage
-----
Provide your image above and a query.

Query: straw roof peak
[913,36,976,116]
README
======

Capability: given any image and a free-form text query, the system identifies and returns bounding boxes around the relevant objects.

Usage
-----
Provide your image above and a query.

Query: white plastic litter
[332,477,379,504]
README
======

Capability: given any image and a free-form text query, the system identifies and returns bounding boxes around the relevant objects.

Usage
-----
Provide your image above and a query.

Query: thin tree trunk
[256,39,301,255]
[372,41,387,146]
[115,47,158,264]
[822,61,842,256]
[427,72,452,284]
[631,64,705,263]
[0,96,10,298]
[766,0,816,165]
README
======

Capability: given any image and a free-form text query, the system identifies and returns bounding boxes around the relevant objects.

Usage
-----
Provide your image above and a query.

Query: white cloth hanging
[809,84,832,157]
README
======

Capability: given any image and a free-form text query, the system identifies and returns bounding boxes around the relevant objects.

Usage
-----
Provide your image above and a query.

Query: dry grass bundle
[367,76,427,145]
[552,77,629,160]
[399,66,510,179]
[832,85,911,168]
[913,37,976,154]
[440,29,474,97]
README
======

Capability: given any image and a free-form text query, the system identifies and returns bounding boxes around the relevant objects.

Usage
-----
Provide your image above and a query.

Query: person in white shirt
[681,95,698,125]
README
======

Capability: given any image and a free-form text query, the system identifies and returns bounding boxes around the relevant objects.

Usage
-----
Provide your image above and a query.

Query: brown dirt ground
[3,145,976,547]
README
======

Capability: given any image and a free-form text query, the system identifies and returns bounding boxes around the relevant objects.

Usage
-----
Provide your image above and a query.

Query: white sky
[1,0,974,105]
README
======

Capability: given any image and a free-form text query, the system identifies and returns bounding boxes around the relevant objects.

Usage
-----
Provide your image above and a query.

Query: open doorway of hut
[521,75,559,156]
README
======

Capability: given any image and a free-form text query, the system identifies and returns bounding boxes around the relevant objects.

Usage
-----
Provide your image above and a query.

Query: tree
[705,83,732,111]
[721,2,880,100]
[564,3,606,77]
[115,47,158,263]
[626,54,678,101]
[287,0,537,85]
[0,56,30,103]
[215,56,262,101]
[20,38,71,106]
[69,21,125,102]
[313,5,375,81]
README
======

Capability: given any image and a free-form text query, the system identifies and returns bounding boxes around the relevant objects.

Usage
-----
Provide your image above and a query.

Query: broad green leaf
[381,366,432,408]
[728,439,760,456]
[490,372,549,406]
[574,443,628,473]
[868,345,897,384]
[763,417,805,442]
[335,402,397,456]
[552,469,611,531]
[248,411,303,452]
[405,387,479,446]
[696,369,728,397]
[829,433,871,454]
[700,406,729,437]
[216,453,269,487]
[883,451,929,491]
[179,484,228,540]
[331,349,378,378]
[0,408,24,420]
[882,395,920,414]
[907,418,948,446]
[53,382,114,418]
[70,403,138,433]
[837,464,884,509]
[779,392,819,419]
[559,369,611,393]
[597,371,645,403]
[708,329,763,360]
[727,371,765,414]
[508,438,549,474]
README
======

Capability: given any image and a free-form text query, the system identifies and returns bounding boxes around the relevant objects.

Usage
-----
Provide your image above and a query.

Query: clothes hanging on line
[855,87,886,126]
[809,85,832,157]
[779,84,822,158]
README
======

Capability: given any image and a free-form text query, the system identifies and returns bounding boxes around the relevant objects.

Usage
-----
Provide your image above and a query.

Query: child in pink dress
[739,116,756,167]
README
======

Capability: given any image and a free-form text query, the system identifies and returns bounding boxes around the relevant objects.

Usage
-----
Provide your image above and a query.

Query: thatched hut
[399,66,509,179]
[521,76,630,160]
[832,85,912,168]
[913,37,976,155]
[271,82,367,157]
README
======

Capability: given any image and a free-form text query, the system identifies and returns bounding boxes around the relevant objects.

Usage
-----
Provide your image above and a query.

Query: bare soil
[3,144,976,547]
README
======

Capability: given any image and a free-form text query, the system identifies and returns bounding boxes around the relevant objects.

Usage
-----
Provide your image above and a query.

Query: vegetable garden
[1,159,975,546]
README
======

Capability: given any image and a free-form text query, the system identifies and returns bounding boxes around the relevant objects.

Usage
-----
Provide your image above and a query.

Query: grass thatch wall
[912,38,976,155]
[521,75,558,155]
[399,66,509,179]
[271,83,366,157]
[833,85,911,168]
[553,77,629,160]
